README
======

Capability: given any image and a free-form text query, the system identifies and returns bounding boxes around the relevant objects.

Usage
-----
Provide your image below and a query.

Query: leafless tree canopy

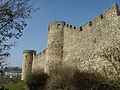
[0,0,34,66]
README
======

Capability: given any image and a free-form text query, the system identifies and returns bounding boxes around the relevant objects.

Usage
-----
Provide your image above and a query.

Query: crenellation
[37,51,41,55]
[100,14,103,19]
[92,14,103,24]
[80,26,82,31]
[32,49,46,73]
[22,4,120,80]
[64,24,71,30]
[70,25,75,30]
[66,24,69,27]
[37,49,46,55]
[66,24,73,30]
[75,27,80,31]
[89,21,92,26]
[81,22,92,31]
[64,24,80,31]
[70,25,72,29]
[73,26,76,29]
[63,24,68,30]
[23,50,36,54]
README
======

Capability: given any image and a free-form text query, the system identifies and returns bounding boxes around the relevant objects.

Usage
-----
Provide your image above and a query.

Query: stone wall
[21,50,36,81]
[32,49,46,73]
[62,4,120,77]
[22,4,120,80]
[45,21,65,74]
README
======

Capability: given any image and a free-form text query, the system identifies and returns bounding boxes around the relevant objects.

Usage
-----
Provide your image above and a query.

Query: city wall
[22,4,120,80]
[32,49,46,73]
[63,4,120,72]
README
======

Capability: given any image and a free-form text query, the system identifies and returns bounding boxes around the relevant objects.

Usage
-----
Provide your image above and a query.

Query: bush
[4,81,25,90]
[69,70,100,89]
[26,67,120,90]
[26,72,49,90]
[46,66,118,90]
[46,66,76,90]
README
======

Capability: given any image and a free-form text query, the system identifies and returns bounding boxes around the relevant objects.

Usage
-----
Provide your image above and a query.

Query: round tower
[45,21,65,74]
[21,50,36,81]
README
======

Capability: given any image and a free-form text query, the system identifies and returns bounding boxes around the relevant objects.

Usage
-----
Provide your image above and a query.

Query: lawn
[4,81,25,90]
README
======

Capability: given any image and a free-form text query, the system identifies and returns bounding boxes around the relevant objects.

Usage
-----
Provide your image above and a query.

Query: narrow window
[89,21,92,26]
[80,27,82,31]
[57,24,61,30]
[100,14,103,19]
[48,26,50,31]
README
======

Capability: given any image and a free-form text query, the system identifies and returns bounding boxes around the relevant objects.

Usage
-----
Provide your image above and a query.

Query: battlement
[92,14,103,23]
[64,24,79,30]
[22,4,120,80]
[37,49,46,55]
[23,50,36,54]
[48,21,66,31]
[63,4,120,32]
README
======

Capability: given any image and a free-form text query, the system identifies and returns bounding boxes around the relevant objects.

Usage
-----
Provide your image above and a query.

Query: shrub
[46,66,102,90]
[26,66,120,90]
[46,66,76,90]
[69,70,100,89]
[46,66,118,90]
[26,72,49,90]
[70,70,120,90]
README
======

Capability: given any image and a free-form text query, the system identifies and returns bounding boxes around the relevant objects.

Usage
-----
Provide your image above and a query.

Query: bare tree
[0,0,36,88]
[0,0,35,64]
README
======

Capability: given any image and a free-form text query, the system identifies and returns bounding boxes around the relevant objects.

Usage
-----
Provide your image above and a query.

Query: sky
[8,0,119,67]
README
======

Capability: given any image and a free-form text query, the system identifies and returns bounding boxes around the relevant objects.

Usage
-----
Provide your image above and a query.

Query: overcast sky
[8,0,119,67]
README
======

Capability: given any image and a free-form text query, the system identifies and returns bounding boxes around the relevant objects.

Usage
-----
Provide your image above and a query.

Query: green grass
[0,76,20,81]
[4,81,25,90]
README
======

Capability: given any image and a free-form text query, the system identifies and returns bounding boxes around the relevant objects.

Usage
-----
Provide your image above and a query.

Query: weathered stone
[22,4,120,80]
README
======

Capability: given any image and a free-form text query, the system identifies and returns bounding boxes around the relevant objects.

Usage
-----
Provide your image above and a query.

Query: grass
[0,76,21,81]
[4,81,25,90]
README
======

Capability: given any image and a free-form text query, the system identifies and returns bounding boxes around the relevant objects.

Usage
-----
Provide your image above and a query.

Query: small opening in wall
[57,24,61,30]
[89,21,92,26]
[48,26,50,31]
[100,14,103,19]
[80,27,82,31]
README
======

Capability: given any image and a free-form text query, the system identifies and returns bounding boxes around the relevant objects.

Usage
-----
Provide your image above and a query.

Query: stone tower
[21,50,36,81]
[45,21,65,74]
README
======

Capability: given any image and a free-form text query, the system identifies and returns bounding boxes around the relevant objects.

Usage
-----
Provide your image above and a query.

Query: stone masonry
[21,4,120,80]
